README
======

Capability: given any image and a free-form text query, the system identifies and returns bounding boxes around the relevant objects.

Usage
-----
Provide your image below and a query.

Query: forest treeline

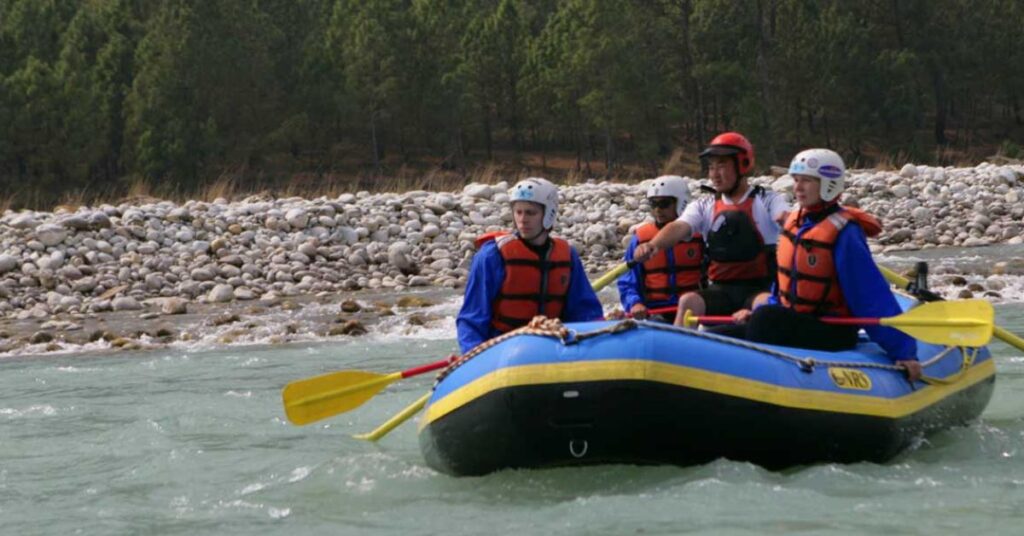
[2,0,1022,207]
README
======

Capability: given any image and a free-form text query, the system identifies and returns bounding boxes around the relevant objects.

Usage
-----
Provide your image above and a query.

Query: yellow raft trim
[421,358,995,427]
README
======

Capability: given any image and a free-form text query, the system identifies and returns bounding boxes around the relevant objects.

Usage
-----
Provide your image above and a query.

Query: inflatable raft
[418,295,995,476]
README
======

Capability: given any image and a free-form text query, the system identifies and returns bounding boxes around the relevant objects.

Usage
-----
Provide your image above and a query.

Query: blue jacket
[456,238,604,354]
[767,212,917,361]
[617,234,681,312]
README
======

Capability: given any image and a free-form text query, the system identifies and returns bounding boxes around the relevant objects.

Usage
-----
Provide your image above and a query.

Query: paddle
[678,299,994,347]
[590,261,636,292]
[877,264,1024,352]
[282,357,455,426]
[350,260,636,440]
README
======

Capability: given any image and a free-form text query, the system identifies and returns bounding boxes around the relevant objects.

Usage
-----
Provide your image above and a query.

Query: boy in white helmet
[632,132,789,325]
[726,149,922,381]
[617,176,704,321]
[456,178,603,353]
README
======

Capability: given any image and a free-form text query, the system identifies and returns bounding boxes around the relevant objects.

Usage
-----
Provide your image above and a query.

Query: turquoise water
[4,298,1024,534]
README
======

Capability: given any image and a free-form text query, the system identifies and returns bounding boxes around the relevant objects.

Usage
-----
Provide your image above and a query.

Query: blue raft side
[431,293,992,405]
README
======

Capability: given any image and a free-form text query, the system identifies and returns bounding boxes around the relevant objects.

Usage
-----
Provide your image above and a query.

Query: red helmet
[699,132,755,175]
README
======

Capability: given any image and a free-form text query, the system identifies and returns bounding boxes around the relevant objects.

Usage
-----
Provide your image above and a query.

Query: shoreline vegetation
[1,160,1023,358]
[3,1,1023,210]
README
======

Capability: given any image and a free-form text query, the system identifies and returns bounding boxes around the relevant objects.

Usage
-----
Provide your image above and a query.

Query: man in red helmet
[633,132,789,325]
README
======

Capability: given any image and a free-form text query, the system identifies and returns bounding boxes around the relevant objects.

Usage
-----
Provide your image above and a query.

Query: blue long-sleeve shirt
[617,234,681,312]
[456,238,604,354]
[767,212,917,361]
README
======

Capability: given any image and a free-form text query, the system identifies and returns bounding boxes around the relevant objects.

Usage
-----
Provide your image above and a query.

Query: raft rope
[435,317,979,388]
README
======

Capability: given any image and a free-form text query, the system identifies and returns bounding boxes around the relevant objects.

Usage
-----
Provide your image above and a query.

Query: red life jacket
[634,222,703,302]
[776,207,881,316]
[705,188,773,284]
[482,233,573,332]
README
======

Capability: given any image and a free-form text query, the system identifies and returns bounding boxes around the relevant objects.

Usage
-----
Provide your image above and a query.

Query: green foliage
[0,0,1022,205]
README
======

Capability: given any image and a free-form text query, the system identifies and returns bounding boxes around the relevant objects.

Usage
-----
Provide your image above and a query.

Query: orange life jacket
[776,207,881,316]
[634,222,703,302]
[705,190,773,284]
[483,233,573,332]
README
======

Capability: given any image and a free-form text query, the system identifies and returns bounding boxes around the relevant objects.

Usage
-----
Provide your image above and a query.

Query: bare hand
[732,308,752,324]
[633,243,658,263]
[629,304,649,320]
[605,309,626,320]
[897,360,923,382]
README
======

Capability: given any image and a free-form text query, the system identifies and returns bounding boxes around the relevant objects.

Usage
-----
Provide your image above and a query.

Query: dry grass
[198,175,238,202]
[12,134,1014,213]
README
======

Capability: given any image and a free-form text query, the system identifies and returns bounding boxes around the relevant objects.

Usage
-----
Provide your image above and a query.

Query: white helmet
[788,148,846,202]
[646,175,690,218]
[509,177,559,229]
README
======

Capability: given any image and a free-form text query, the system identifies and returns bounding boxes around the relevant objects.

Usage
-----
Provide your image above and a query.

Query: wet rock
[947,275,968,286]
[29,331,54,344]
[396,296,434,308]
[407,312,440,326]
[991,259,1024,276]
[340,300,362,313]
[211,313,240,326]
[110,337,138,349]
[217,330,247,344]
[329,320,367,336]
[957,289,974,299]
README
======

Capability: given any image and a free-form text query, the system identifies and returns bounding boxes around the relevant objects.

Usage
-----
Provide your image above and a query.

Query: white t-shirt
[678,186,789,245]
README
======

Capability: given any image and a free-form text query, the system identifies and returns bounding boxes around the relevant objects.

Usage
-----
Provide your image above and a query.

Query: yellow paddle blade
[882,299,994,347]
[591,263,629,292]
[353,392,430,442]
[283,370,400,425]
[877,263,1024,352]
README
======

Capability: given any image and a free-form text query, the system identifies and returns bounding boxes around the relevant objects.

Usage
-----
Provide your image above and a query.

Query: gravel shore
[1,162,1022,357]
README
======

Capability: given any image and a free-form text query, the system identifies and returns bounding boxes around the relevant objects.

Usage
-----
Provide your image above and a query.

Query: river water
[4,248,1024,535]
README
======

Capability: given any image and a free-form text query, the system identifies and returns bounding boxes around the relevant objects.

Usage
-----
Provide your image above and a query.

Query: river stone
[10,214,40,228]
[208,284,235,303]
[62,215,91,230]
[0,254,17,274]
[387,242,414,272]
[35,224,69,246]
[285,208,309,229]
[190,268,215,281]
[911,207,933,223]
[463,183,494,199]
[111,296,143,311]
[89,212,112,228]
[160,298,189,315]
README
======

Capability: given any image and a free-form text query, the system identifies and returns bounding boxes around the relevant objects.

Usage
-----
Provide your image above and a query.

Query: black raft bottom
[419,377,995,476]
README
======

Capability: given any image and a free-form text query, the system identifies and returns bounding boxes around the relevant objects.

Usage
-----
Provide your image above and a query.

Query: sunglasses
[648,198,675,209]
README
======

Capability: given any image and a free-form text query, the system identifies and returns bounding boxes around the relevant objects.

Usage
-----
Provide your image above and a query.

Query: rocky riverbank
[1,162,1023,357]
